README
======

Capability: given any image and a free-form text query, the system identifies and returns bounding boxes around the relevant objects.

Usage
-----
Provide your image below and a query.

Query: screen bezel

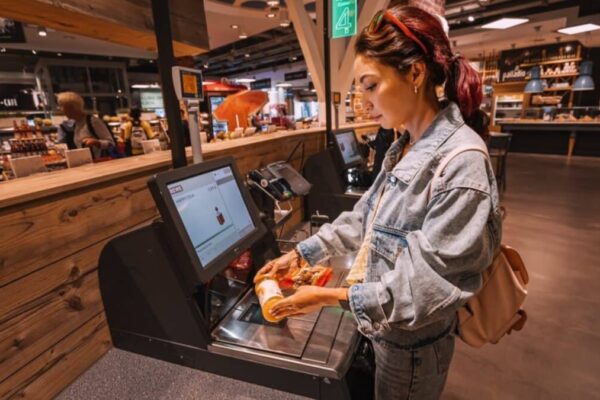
[148,156,266,283]
[332,129,365,169]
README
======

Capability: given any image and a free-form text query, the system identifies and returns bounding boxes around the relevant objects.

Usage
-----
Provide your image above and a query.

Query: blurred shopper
[56,92,115,159]
[256,5,501,399]
[121,108,156,156]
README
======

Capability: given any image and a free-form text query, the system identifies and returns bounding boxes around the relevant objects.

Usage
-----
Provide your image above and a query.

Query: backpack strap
[428,144,491,202]
[86,114,100,140]
[59,121,77,150]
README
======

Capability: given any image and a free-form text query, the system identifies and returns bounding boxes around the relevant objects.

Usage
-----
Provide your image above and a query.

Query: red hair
[356,6,486,137]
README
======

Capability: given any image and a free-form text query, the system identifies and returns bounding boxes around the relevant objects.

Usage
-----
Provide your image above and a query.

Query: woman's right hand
[253,250,300,284]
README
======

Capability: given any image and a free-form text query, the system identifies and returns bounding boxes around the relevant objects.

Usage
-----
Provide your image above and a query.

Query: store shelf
[520,57,581,68]
[541,73,579,78]
[544,87,572,92]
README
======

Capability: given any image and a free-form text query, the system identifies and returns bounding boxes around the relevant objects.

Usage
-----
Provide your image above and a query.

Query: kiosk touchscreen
[148,156,266,283]
[333,129,364,169]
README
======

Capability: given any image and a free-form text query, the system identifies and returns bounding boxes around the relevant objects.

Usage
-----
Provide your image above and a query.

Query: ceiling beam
[1,0,209,57]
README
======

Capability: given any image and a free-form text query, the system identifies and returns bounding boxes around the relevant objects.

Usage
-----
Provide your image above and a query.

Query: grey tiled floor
[57,349,309,400]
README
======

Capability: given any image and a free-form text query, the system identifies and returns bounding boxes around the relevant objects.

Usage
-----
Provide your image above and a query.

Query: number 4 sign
[332,0,357,39]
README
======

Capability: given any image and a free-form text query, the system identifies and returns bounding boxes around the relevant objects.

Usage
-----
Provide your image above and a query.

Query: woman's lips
[372,115,382,121]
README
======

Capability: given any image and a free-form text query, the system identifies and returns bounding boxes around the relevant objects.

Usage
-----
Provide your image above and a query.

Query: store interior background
[1,0,600,399]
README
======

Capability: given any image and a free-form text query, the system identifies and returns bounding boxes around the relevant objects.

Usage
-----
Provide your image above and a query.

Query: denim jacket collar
[384,102,465,184]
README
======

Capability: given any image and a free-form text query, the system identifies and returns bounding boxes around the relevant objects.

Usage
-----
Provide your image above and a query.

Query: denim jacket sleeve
[349,152,500,334]
[296,190,370,266]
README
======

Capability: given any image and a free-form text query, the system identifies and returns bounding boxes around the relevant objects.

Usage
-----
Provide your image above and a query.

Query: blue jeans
[373,333,455,400]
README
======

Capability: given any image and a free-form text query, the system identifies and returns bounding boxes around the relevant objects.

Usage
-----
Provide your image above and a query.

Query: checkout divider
[97,156,375,399]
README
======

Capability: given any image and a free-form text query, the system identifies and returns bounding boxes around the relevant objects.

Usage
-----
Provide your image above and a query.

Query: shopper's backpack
[430,144,529,348]
[130,123,146,152]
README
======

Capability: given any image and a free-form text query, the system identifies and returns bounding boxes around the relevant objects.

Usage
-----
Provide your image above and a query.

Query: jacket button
[373,322,381,330]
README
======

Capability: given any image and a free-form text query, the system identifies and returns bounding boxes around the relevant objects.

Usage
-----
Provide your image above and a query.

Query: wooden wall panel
[0,176,157,287]
[0,238,112,328]
[0,270,103,383]
[0,313,111,400]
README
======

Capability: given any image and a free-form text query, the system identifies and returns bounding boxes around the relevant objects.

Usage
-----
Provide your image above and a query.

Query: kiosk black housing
[98,156,374,399]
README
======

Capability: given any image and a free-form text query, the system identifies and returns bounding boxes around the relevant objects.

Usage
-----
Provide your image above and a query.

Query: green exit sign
[331,0,357,39]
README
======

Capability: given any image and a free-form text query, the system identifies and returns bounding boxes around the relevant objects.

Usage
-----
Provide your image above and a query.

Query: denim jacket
[297,102,502,347]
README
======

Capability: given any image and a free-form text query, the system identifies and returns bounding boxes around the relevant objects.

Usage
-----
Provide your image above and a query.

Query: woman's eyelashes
[365,83,377,92]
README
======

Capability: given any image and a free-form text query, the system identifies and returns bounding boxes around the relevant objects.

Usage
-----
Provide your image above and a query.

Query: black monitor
[148,157,266,283]
[332,129,364,169]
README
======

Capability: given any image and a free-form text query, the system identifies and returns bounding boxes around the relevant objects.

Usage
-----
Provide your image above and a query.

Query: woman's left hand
[271,286,347,319]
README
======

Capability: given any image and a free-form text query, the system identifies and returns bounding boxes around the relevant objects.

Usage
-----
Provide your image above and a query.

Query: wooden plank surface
[0,270,104,383]
[0,313,111,400]
[0,176,158,287]
[0,0,208,56]
[0,238,111,323]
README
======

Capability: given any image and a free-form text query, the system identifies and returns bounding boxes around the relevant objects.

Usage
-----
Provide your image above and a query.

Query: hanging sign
[332,0,357,39]
[0,18,26,43]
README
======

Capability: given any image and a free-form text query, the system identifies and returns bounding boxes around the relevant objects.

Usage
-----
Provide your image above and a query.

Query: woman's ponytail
[446,56,488,138]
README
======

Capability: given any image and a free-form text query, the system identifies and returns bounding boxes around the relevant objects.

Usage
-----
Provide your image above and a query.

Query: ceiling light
[290,56,297,61]
[267,12,276,18]
[558,23,600,35]
[235,78,256,83]
[203,63,209,69]
[267,0,279,6]
[468,15,475,22]
[230,24,239,30]
[202,81,216,86]
[57,52,62,56]
[482,18,529,30]
[280,20,291,28]
[31,49,37,55]
[239,33,248,39]
[38,27,47,37]
[310,89,317,93]
[0,48,6,53]
[244,53,250,58]
[276,82,292,88]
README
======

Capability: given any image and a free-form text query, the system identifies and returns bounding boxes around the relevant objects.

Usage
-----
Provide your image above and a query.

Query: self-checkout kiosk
[304,129,374,221]
[98,70,374,398]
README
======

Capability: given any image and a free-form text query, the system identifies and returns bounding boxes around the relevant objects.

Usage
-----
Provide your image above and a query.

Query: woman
[121,107,156,156]
[56,92,115,159]
[255,5,501,399]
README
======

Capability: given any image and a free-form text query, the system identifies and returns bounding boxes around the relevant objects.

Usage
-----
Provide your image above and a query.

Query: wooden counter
[499,120,600,157]
[0,124,377,399]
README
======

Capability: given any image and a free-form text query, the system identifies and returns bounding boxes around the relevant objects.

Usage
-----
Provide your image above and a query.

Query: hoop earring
[414,86,418,94]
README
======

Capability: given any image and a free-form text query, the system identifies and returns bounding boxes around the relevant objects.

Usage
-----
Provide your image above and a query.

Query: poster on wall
[0,18,26,43]
[140,90,164,110]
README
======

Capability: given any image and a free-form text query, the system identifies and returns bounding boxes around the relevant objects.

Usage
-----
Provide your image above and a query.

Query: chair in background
[487,132,512,192]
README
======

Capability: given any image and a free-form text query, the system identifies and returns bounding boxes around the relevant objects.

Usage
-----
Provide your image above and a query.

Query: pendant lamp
[572,61,595,91]
[524,66,545,93]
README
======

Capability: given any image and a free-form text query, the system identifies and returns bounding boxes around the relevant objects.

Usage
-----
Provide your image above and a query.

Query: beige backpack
[431,144,529,347]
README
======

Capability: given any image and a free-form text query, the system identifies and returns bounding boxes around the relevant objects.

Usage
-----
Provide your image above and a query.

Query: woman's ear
[410,62,427,88]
